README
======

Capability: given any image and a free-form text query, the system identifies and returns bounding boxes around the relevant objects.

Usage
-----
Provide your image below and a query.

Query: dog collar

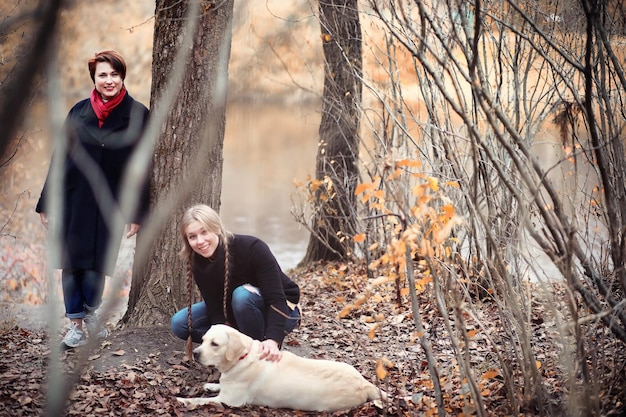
[239,346,250,361]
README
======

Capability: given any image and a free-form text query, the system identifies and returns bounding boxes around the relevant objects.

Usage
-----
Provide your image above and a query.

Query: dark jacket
[36,92,150,275]
[192,234,300,346]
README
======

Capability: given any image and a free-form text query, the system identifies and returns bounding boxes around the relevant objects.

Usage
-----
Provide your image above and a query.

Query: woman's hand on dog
[258,339,281,362]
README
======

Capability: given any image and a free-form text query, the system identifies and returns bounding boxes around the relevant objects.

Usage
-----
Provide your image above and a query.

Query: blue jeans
[62,269,105,319]
[171,284,301,343]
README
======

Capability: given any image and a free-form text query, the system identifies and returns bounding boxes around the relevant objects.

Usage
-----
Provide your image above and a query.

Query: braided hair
[179,204,233,361]
[222,233,231,322]
[183,251,194,361]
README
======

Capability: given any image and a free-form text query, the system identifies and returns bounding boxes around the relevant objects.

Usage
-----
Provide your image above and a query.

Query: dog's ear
[224,329,248,362]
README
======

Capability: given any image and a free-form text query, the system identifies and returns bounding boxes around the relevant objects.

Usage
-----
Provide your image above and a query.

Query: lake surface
[220,102,320,270]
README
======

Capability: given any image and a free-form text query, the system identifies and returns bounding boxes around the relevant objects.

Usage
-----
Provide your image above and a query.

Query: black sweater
[193,234,300,345]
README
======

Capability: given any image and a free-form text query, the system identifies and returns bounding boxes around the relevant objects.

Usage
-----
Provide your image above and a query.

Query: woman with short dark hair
[36,50,150,350]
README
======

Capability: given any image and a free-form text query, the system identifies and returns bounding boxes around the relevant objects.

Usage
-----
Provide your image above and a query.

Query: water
[220,102,320,271]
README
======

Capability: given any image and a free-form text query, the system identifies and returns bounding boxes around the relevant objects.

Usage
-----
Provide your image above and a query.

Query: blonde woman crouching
[170,204,301,362]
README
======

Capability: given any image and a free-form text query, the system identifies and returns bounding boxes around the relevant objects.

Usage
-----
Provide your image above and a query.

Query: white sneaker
[84,313,109,339]
[61,322,87,350]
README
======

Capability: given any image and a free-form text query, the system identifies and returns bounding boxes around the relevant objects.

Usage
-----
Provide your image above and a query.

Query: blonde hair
[179,204,230,259]
[180,204,233,360]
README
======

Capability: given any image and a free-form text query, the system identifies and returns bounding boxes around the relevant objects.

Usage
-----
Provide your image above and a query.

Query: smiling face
[94,61,123,101]
[185,220,220,258]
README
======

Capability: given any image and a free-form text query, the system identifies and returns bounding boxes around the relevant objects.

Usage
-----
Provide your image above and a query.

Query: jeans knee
[170,311,188,339]
[231,285,261,314]
[171,302,210,343]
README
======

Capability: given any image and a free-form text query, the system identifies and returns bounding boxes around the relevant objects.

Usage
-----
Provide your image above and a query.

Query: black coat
[36,92,150,275]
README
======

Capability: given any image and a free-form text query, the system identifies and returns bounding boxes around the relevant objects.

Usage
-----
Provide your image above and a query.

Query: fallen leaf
[481,369,499,380]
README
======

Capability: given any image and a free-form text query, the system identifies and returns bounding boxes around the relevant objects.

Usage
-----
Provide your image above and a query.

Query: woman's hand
[126,223,140,238]
[258,339,281,362]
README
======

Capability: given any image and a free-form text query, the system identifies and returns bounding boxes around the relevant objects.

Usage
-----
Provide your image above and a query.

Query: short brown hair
[88,50,126,83]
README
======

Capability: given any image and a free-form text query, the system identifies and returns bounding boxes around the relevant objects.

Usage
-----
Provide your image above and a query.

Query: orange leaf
[354,183,370,195]
[354,294,367,307]
[375,357,394,380]
[369,276,395,287]
[415,275,432,292]
[394,159,411,167]
[338,305,355,318]
[353,233,366,243]
[385,168,401,181]
[368,322,382,340]
[395,159,421,168]
[422,379,434,389]
[481,369,499,380]
[376,360,388,380]
[426,177,439,191]
[440,204,454,217]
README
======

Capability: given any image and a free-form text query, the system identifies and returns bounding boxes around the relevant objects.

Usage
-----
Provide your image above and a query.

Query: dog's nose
[193,350,201,362]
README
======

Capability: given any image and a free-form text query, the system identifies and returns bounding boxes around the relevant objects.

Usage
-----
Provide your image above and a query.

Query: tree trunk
[123,0,234,326]
[0,0,64,163]
[302,0,362,263]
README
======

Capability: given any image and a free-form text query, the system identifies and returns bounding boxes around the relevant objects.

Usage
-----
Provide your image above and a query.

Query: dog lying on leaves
[176,324,387,412]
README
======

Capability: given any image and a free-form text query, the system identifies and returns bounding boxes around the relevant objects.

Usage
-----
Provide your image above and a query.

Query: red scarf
[90,87,127,128]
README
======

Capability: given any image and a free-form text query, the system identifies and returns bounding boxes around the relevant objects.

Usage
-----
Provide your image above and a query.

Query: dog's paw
[176,396,225,409]
[176,397,193,407]
[203,382,220,392]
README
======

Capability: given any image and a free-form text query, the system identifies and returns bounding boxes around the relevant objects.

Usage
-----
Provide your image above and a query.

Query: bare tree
[123,0,234,326]
[301,0,363,263]
[0,0,64,165]
[0,0,233,414]
[354,0,625,415]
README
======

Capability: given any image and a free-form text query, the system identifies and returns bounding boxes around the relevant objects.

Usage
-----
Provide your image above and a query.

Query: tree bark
[0,0,64,164]
[302,0,362,263]
[123,0,233,326]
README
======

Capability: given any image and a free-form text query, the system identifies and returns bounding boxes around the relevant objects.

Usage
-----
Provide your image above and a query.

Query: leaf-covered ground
[1,261,624,416]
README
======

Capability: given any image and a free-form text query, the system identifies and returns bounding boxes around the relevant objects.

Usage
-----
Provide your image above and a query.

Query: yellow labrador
[176,324,387,412]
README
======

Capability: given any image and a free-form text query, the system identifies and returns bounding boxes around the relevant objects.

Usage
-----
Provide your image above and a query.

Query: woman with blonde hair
[171,204,301,362]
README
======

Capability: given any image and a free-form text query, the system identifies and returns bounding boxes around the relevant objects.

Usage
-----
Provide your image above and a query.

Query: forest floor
[1,261,625,417]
